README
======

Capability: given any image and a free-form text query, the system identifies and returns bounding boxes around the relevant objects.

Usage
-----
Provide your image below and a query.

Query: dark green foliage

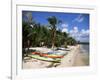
[22,15,77,58]
[47,16,62,48]
[23,21,76,48]
[67,37,77,45]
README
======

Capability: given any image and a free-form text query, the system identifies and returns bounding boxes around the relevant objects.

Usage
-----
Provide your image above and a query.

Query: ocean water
[80,44,89,55]
[80,44,89,65]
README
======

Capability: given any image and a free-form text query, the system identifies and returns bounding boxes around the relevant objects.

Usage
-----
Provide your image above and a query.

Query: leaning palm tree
[47,16,62,49]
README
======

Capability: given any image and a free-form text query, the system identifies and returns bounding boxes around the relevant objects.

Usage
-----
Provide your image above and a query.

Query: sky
[22,11,89,42]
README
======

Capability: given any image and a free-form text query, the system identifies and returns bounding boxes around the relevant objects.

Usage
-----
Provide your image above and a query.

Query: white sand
[22,58,51,69]
[23,45,89,69]
[57,45,89,67]
[57,45,79,67]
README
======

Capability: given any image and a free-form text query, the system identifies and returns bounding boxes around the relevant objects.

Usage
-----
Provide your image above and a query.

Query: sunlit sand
[22,45,89,69]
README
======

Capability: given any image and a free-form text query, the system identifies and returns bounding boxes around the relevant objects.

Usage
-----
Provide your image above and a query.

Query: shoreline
[57,45,80,67]
[22,45,89,69]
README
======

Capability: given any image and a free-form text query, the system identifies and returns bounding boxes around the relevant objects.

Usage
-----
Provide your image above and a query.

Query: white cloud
[62,28,68,33]
[61,23,68,33]
[61,23,68,28]
[69,26,78,36]
[60,23,89,42]
[81,29,89,35]
[73,27,78,33]
[72,14,84,23]
[69,26,89,42]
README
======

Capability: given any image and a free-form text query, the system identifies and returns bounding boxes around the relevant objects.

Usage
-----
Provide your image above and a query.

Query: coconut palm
[22,11,36,57]
[47,16,62,49]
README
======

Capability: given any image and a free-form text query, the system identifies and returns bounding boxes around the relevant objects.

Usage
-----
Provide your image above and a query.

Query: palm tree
[47,16,61,49]
[67,37,77,45]
[22,11,36,57]
[22,21,32,57]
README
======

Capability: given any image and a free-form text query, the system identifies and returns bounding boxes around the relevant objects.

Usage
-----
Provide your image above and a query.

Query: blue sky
[22,11,89,42]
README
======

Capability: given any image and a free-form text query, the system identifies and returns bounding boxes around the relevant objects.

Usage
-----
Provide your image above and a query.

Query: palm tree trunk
[27,40,30,56]
[52,29,56,49]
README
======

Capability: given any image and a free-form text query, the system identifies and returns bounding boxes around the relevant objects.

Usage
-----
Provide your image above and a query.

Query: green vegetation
[22,14,77,58]
[47,16,62,49]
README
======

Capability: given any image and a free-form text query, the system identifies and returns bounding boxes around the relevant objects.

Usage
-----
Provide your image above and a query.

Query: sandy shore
[22,58,51,69]
[57,45,79,67]
[57,45,89,67]
[22,45,89,69]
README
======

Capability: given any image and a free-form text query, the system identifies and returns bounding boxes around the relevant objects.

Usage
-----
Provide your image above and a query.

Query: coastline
[57,45,80,67]
[73,45,89,66]
[57,45,89,67]
[22,45,89,69]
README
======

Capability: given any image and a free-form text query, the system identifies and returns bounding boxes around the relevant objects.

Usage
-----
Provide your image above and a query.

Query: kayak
[31,55,61,62]
[43,54,64,58]
[32,52,64,58]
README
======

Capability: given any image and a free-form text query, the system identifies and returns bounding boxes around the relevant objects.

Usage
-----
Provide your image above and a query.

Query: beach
[22,11,89,69]
[73,44,89,66]
[22,45,89,69]
[57,45,89,67]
